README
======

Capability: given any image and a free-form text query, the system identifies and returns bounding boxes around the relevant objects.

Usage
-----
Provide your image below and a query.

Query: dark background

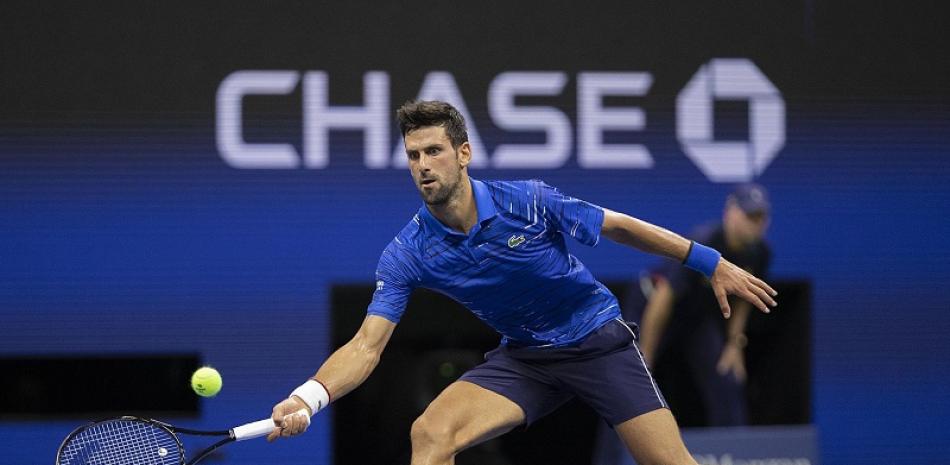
[2,1,949,464]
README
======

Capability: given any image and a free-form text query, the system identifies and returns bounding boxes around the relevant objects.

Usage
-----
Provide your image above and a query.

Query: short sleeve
[536,181,605,246]
[366,241,418,323]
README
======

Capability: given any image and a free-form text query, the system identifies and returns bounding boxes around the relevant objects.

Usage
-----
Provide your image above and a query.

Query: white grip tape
[233,418,278,441]
[290,379,330,416]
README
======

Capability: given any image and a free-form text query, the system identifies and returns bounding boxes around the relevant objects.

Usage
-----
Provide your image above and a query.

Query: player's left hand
[716,344,748,383]
[710,258,777,318]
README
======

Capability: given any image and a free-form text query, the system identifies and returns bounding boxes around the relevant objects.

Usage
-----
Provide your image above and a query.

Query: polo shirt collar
[471,178,497,223]
[419,177,497,239]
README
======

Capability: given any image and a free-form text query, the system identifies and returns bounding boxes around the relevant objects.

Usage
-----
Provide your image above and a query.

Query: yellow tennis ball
[191,367,222,397]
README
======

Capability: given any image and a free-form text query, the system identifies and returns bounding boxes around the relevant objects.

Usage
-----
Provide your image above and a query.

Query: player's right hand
[710,258,777,318]
[267,397,312,442]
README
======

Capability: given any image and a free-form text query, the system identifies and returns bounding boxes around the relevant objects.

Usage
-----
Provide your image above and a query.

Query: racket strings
[59,419,181,465]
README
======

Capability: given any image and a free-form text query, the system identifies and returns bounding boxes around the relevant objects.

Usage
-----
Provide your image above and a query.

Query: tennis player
[267,100,777,465]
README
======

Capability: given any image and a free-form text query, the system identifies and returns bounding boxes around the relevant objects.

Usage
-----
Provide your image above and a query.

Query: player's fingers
[281,414,298,436]
[267,420,282,442]
[741,288,770,313]
[281,410,310,436]
[714,286,731,319]
[268,407,286,442]
[288,410,309,435]
[295,410,311,433]
[751,275,778,297]
[749,284,776,310]
[752,280,778,307]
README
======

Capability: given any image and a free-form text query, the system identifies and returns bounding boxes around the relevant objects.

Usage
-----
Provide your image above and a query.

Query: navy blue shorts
[460,318,668,426]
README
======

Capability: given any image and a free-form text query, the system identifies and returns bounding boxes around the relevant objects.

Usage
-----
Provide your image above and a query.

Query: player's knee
[410,415,457,453]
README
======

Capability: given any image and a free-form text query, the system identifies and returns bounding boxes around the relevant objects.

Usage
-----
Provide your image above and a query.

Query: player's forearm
[280,316,393,426]
[601,209,691,262]
[304,315,394,405]
[312,333,384,401]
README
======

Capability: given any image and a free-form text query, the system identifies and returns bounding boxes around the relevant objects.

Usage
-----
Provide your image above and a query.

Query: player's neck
[427,173,477,235]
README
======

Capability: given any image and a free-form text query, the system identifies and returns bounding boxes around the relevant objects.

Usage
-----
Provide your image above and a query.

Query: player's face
[404,126,471,205]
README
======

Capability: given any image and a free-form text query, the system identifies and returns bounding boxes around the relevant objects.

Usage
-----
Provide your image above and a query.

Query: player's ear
[457,141,472,168]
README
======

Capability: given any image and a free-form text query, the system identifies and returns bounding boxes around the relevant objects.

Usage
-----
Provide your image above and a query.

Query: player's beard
[419,170,463,206]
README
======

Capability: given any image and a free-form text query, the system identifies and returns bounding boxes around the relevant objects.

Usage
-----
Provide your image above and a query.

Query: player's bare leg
[410,380,525,465]
[614,408,698,465]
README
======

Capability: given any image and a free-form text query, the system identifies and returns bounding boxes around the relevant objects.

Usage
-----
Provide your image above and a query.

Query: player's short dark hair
[396,100,469,148]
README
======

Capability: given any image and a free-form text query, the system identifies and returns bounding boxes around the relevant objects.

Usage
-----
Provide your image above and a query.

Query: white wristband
[290,379,330,416]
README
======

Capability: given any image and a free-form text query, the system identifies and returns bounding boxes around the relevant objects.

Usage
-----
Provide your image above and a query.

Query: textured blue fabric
[367,178,619,347]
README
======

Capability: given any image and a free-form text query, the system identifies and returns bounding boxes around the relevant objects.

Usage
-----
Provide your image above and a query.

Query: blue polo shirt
[367,178,620,347]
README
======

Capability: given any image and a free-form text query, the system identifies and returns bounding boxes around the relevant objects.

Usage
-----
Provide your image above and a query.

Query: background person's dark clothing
[624,222,771,426]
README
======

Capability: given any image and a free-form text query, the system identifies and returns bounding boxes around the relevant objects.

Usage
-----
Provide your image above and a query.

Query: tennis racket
[56,415,276,465]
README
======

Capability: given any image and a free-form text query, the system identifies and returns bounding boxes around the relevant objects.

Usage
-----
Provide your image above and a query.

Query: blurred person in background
[594,184,771,465]
[635,184,771,425]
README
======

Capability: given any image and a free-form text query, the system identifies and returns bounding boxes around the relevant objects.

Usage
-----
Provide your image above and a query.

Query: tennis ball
[191,366,222,397]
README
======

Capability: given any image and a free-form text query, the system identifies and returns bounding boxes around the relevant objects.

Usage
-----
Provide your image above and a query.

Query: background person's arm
[717,300,752,382]
[637,278,675,367]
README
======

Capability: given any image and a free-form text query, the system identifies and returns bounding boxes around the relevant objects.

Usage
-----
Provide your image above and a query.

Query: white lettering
[577,72,654,168]
[304,71,389,169]
[488,72,571,168]
[216,71,300,169]
[214,63,785,182]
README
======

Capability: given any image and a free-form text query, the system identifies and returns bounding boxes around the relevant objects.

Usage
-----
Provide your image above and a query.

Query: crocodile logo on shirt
[507,234,526,248]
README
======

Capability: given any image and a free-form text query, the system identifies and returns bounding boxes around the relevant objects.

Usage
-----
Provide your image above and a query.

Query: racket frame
[55,415,244,465]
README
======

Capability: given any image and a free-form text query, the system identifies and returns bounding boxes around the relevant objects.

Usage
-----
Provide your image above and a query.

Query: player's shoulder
[483,178,551,190]
[480,180,551,220]
[383,210,426,255]
[482,178,550,200]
